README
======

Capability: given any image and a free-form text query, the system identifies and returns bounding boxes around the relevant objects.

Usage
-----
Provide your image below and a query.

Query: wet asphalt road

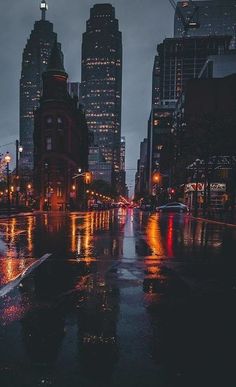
[0,209,236,387]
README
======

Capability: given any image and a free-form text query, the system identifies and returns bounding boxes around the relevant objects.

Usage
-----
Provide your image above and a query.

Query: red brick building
[34,42,88,211]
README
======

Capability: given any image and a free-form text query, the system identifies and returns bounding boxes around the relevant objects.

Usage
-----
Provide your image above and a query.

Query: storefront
[184,183,227,211]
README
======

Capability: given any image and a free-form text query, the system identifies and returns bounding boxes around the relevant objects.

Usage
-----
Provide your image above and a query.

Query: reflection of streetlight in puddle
[71,214,77,252]
[27,216,33,253]
[146,215,165,257]
[166,215,174,257]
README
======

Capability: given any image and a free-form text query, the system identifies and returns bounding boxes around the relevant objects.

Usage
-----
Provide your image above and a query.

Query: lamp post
[152,171,161,207]
[193,159,201,217]
[73,169,92,210]
[15,140,23,208]
[44,162,50,211]
[4,152,11,214]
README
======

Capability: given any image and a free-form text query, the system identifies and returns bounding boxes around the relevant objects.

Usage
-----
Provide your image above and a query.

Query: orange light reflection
[146,215,165,257]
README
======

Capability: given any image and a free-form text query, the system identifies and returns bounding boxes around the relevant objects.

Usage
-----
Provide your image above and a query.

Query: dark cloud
[0,0,174,192]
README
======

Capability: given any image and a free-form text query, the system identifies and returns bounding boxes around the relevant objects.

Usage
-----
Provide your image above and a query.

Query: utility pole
[4,152,11,215]
[15,140,23,208]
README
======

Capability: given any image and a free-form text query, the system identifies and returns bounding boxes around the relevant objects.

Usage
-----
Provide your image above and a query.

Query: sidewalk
[191,210,236,227]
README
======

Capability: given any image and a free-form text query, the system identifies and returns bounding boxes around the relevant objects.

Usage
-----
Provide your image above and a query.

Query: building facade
[134,138,148,198]
[174,0,236,48]
[157,35,231,107]
[152,55,161,107]
[199,53,236,79]
[147,107,174,194]
[20,0,63,173]
[67,82,81,99]
[173,74,236,197]
[88,146,112,183]
[81,4,123,190]
[34,43,88,211]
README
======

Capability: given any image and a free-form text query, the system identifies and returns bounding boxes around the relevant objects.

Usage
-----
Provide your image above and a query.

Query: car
[156,202,189,213]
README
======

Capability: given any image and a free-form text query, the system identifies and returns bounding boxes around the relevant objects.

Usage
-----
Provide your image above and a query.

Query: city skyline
[0,0,174,194]
[0,2,236,386]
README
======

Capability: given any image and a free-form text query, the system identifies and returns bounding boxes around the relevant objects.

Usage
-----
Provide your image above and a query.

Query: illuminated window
[45,116,53,126]
[46,137,52,151]
[56,186,63,197]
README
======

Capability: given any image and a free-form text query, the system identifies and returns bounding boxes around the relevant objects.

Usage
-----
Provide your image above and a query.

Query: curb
[190,215,236,228]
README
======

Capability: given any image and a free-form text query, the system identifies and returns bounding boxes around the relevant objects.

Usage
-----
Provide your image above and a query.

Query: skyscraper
[157,35,231,106]
[174,0,236,48]
[134,138,148,198]
[67,82,81,99]
[81,4,122,190]
[20,0,63,172]
[152,56,161,108]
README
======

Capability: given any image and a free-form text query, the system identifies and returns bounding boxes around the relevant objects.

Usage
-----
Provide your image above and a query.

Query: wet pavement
[0,209,236,387]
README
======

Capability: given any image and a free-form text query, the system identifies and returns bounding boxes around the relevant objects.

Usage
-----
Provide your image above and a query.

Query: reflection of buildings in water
[27,216,34,254]
[0,216,37,285]
[145,213,222,259]
[77,274,120,384]
[0,258,35,287]
[146,215,165,257]
[74,215,122,383]
[143,215,173,295]
[71,211,125,258]
[21,307,65,367]
[33,213,69,256]
[166,215,174,258]
[182,217,223,250]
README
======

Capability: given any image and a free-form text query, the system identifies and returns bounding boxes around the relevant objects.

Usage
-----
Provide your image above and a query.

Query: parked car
[156,202,189,213]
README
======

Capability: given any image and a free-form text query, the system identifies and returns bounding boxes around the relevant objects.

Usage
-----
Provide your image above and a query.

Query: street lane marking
[0,253,51,298]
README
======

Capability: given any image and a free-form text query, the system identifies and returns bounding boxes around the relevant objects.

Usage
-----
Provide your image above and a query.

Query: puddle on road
[0,258,36,287]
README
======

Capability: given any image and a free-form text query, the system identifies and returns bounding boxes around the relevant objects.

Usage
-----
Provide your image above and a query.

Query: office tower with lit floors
[174,0,236,48]
[81,4,123,192]
[20,0,63,174]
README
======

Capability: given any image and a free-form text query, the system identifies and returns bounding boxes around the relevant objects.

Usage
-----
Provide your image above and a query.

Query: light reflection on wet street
[0,209,236,387]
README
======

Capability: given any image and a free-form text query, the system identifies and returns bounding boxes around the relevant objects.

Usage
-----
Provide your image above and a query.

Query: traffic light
[84,172,93,184]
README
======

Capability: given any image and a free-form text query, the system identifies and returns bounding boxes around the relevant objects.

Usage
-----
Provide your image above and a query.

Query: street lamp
[152,171,161,206]
[4,152,11,213]
[73,169,93,210]
[44,162,50,211]
[152,172,161,184]
[193,158,201,217]
[16,140,23,207]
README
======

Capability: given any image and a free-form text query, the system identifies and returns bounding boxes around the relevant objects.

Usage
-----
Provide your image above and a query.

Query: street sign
[185,182,226,193]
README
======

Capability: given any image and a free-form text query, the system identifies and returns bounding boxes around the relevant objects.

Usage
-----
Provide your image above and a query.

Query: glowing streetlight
[4,152,11,164]
[152,172,161,184]
[16,140,23,207]
[4,152,11,213]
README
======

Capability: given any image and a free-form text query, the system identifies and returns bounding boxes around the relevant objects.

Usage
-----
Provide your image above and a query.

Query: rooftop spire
[40,0,48,21]
[47,40,65,72]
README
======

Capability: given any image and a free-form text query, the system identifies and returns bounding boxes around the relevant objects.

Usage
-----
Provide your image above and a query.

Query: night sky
[0,0,174,193]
